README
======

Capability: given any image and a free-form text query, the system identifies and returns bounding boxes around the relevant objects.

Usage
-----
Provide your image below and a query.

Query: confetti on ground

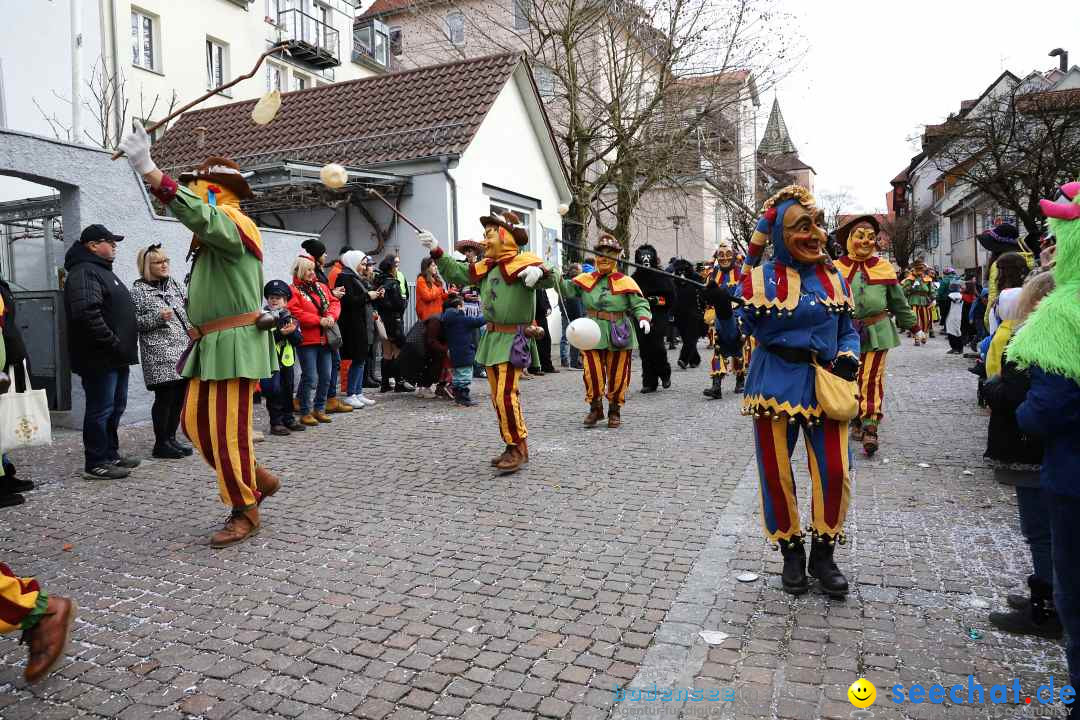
[736,572,759,582]
[699,630,729,645]
[918,462,931,468]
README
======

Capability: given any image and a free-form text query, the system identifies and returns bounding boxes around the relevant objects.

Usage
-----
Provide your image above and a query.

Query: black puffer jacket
[671,259,704,336]
[63,243,138,375]
[983,354,1043,472]
[374,258,407,346]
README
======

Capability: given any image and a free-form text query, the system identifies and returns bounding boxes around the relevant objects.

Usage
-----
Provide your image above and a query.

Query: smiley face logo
[848,678,876,708]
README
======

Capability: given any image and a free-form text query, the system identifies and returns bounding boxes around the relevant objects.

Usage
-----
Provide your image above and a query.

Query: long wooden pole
[366,188,422,232]
[554,236,711,289]
[112,43,290,160]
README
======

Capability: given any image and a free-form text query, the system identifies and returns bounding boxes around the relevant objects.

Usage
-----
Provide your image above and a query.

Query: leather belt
[587,309,624,322]
[857,311,890,326]
[765,345,814,364]
[486,322,527,334]
[187,310,262,341]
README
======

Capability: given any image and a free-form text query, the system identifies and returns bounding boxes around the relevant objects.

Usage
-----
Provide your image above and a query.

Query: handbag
[0,361,52,451]
[609,316,631,349]
[374,315,388,341]
[813,358,859,422]
[325,322,343,349]
[509,327,532,369]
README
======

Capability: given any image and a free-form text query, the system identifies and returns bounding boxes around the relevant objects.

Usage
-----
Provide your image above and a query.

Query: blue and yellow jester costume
[714,185,860,597]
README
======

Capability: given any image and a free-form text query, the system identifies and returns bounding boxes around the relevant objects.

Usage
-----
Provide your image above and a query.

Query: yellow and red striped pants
[857,350,889,426]
[487,363,527,445]
[0,563,44,633]
[182,378,259,511]
[582,349,632,405]
[913,305,933,335]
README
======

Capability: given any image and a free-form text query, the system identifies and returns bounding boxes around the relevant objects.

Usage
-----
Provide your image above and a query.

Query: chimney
[1049,48,1068,73]
[194,126,207,148]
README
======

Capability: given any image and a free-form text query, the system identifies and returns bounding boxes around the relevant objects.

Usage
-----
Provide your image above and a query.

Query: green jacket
[558,272,652,351]
[168,186,278,381]
[434,249,555,367]
[901,272,934,307]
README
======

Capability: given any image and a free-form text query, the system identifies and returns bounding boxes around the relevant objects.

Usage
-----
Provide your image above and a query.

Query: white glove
[417,230,437,251]
[118,123,157,176]
[639,318,651,334]
[521,265,543,288]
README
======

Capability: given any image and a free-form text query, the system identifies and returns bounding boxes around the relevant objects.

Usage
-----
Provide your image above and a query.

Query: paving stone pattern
[0,336,1068,719]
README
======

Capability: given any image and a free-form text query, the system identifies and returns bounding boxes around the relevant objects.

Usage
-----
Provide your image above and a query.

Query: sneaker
[152,443,186,459]
[84,464,130,480]
[0,492,25,507]
[112,456,141,469]
[357,394,376,406]
[344,395,366,409]
[252,430,266,443]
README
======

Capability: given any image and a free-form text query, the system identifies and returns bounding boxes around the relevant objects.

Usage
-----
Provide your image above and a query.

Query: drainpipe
[107,0,123,142]
[440,155,458,248]
[71,0,83,143]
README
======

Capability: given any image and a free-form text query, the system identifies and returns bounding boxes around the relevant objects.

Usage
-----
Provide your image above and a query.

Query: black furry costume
[672,259,704,368]
[631,244,675,391]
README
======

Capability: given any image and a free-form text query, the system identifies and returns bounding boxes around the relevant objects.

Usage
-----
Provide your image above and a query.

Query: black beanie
[302,239,327,259]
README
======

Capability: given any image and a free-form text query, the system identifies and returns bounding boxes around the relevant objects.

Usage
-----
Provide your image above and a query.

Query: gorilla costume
[631,244,675,392]
[672,259,704,369]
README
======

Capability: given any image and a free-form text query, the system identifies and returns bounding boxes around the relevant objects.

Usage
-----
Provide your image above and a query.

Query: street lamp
[667,215,686,259]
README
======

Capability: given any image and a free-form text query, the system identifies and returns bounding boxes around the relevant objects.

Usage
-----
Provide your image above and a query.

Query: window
[389,26,403,57]
[533,65,554,97]
[206,39,227,89]
[131,9,157,71]
[266,61,285,91]
[512,0,530,30]
[447,12,465,46]
[950,215,965,246]
[353,19,389,68]
[292,72,309,91]
[374,26,387,65]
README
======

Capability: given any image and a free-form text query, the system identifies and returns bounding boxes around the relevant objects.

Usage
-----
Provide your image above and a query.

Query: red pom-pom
[207,184,223,194]
[764,207,777,223]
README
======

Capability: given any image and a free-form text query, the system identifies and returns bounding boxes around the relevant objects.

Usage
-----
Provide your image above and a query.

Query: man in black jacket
[632,244,675,392]
[63,225,140,480]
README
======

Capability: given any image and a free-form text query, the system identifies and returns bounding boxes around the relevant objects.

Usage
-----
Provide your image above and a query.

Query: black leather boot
[809,534,849,598]
[733,374,745,393]
[989,575,1063,639]
[778,536,808,595]
[379,360,392,393]
[702,375,723,399]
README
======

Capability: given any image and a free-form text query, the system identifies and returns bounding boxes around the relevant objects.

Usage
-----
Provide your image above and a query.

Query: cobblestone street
[0,336,1069,719]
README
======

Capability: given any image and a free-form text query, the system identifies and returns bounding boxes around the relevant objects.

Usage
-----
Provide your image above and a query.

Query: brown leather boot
[326,397,353,413]
[22,595,76,683]
[519,439,529,465]
[210,508,260,548]
[255,466,281,505]
[607,403,622,429]
[491,445,512,466]
[495,444,525,474]
[313,410,333,423]
[583,400,605,427]
[862,425,879,457]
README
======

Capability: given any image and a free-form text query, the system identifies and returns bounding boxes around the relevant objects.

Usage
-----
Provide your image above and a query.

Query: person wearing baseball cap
[63,224,140,480]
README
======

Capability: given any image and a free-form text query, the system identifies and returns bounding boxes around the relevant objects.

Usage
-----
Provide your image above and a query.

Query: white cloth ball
[320,163,349,189]
[567,317,602,351]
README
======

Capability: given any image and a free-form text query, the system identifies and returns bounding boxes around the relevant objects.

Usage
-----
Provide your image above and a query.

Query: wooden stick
[366,189,422,232]
[112,43,290,160]
[555,237,712,289]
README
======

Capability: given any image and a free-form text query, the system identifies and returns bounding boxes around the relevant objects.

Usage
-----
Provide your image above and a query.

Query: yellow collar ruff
[572,271,643,296]
[470,252,545,283]
[835,255,898,286]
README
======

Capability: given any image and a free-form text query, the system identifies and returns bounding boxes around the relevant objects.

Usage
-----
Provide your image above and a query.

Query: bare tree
[396,0,797,254]
[815,188,855,236]
[930,81,1080,238]
[882,205,934,271]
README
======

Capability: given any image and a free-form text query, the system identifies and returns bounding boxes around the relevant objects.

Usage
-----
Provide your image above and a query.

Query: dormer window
[353,17,389,69]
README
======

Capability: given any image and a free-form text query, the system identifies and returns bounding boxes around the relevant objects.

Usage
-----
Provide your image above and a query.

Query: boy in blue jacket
[440,293,486,407]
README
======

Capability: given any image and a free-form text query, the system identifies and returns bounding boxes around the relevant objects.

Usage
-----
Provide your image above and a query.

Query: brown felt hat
[179,156,253,200]
[835,214,880,252]
[593,233,622,255]
[479,211,529,247]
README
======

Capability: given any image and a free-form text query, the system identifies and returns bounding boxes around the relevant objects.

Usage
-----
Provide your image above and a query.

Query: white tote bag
[0,362,52,451]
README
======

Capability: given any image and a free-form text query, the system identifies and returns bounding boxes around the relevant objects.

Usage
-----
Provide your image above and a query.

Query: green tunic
[848,275,917,352]
[435,251,555,367]
[901,273,934,307]
[168,187,277,381]
[558,273,652,351]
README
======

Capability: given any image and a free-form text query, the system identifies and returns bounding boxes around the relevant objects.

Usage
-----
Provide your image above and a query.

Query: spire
[758,97,797,156]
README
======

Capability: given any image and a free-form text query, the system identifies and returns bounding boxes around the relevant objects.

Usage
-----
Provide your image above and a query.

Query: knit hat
[340,250,368,272]
[302,239,327,260]
[263,279,292,300]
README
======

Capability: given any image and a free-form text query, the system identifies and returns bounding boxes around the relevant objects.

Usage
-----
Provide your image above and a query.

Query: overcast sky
[769,0,1080,213]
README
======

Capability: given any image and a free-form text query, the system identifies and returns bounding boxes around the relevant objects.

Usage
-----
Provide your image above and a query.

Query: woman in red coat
[288,255,341,425]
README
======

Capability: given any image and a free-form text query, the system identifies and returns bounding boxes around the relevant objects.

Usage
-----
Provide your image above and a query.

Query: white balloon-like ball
[320,163,348,189]
[567,317,602,350]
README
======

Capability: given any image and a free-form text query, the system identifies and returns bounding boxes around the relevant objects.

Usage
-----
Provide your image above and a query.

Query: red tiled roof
[361,0,424,18]
[153,53,524,173]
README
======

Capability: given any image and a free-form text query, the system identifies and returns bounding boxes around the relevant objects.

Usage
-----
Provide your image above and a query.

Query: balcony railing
[277,8,340,69]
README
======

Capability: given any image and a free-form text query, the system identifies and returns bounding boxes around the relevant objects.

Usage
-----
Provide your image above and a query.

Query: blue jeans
[298,345,332,414]
[560,327,570,366]
[326,346,341,402]
[1016,486,1054,585]
[346,360,366,397]
[451,365,472,390]
[1048,492,1080,695]
[80,367,130,470]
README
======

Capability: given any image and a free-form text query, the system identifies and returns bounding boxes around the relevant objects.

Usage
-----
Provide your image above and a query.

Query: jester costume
[431,212,555,473]
[147,158,282,548]
[835,215,917,456]
[902,259,935,343]
[713,186,859,598]
[559,234,652,429]
[703,244,744,399]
